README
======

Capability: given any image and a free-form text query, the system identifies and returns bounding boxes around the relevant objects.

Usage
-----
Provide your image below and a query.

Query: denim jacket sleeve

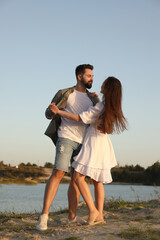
[87,91,100,106]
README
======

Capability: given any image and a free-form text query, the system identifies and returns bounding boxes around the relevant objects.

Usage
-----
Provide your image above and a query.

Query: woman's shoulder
[95,101,104,110]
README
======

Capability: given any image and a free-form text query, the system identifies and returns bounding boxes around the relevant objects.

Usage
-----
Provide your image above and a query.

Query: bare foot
[95,214,104,222]
[87,209,99,225]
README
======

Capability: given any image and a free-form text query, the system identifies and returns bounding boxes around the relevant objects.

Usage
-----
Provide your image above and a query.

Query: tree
[145,161,160,185]
[44,162,54,168]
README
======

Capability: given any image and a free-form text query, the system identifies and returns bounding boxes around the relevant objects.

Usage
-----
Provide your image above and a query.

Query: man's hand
[49,103,59,114]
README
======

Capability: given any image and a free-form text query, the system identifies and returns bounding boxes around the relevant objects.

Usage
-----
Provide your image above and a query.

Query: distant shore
[0,175,145,186]
[0,179,145,186]
[1,160,160,186]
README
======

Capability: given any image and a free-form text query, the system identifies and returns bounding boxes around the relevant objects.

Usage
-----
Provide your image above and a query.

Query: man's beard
[82,79,92,89]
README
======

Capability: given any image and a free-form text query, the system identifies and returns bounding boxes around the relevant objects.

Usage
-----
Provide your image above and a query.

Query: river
[0,184,160,213]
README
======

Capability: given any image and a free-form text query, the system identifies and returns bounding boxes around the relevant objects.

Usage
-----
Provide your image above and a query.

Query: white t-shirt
[58,89,93,143]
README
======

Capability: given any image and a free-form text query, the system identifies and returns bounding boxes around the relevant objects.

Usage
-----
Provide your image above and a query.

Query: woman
[50,76,127,225]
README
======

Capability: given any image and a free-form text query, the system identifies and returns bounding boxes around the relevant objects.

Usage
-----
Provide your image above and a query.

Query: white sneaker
[36,214,48,231]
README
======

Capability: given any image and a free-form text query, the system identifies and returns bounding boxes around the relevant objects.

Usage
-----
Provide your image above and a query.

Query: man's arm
[49,103,82,122]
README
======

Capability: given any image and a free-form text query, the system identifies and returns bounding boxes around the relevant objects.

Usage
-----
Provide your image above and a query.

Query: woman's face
[100,81,105,94]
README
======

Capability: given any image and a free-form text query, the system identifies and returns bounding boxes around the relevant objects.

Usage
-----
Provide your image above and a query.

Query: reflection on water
[0,184,160,213]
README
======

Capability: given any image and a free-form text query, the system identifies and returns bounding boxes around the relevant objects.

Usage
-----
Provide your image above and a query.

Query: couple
[37,64,127,230]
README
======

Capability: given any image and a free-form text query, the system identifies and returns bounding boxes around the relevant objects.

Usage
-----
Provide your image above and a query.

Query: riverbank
[1,161,160,186]
[0,168,71,185]
[0,199,160,240]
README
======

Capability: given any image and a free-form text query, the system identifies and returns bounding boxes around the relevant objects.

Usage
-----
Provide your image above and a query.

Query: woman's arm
[49,103,82,122]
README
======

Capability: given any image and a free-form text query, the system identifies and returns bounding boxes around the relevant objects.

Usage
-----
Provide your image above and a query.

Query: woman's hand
[90,92,99,98]
[49,103,59,114]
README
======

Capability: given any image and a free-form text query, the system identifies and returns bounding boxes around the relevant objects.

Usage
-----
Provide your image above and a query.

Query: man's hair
[75,64,94,79]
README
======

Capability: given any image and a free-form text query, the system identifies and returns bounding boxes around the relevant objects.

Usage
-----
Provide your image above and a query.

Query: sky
[0,0,160,168]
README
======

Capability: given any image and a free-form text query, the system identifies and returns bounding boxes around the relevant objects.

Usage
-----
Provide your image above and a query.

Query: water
[0,184,159,213]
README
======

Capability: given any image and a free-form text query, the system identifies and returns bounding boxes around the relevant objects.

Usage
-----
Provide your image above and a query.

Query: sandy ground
[0,199,160,240]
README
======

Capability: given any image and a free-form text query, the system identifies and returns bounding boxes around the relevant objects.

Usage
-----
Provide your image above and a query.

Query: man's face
[80,68,93,89]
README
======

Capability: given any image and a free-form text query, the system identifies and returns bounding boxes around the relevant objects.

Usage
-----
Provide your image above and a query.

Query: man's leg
[37,169,65,231]
[37,137,74,230]
[68,143,82,220]
[42,169,65,214]
[68,172,80,220]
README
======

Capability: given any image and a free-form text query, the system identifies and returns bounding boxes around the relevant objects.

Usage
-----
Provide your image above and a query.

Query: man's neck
[74,84,87,93]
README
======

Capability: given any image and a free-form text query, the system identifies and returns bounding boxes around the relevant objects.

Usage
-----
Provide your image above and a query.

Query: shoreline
[0,179,155,186]
[0,199,160,240]
[1,163,160,186]
[0,167,159,186]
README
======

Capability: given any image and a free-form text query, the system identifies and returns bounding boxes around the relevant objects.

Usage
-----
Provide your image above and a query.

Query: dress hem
[72,161,113,184]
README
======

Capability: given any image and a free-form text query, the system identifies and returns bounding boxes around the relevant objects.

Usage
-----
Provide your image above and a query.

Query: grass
[146,215,154,220]
[103,198,156,211]
[64,238,79,240]
[0,208,69,222]
[119,226,160,240]
[0,212,33,219]
[0,212,23,219]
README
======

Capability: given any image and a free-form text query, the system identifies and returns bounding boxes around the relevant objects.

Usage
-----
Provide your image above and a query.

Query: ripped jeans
[54,137,82,172]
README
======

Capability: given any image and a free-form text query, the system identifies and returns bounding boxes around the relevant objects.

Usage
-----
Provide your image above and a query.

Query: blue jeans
[54,137,82,172]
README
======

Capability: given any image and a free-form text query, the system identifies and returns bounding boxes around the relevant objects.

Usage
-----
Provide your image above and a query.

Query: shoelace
[39,217,47,225]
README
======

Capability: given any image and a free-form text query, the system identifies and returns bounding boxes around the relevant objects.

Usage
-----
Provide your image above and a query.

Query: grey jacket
[44,86,100,145]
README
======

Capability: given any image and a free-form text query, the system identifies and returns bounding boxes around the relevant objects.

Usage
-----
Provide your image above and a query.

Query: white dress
[72,102,117,184]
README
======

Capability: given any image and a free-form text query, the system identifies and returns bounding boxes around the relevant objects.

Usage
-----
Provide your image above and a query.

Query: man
[37,64,99,231]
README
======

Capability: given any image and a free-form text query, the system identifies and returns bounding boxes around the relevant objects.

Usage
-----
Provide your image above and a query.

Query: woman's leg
[92,180,105,221]
[73,171,99,223]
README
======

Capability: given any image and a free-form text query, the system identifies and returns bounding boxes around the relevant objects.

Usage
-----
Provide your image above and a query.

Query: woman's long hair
[97,76,127,134]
